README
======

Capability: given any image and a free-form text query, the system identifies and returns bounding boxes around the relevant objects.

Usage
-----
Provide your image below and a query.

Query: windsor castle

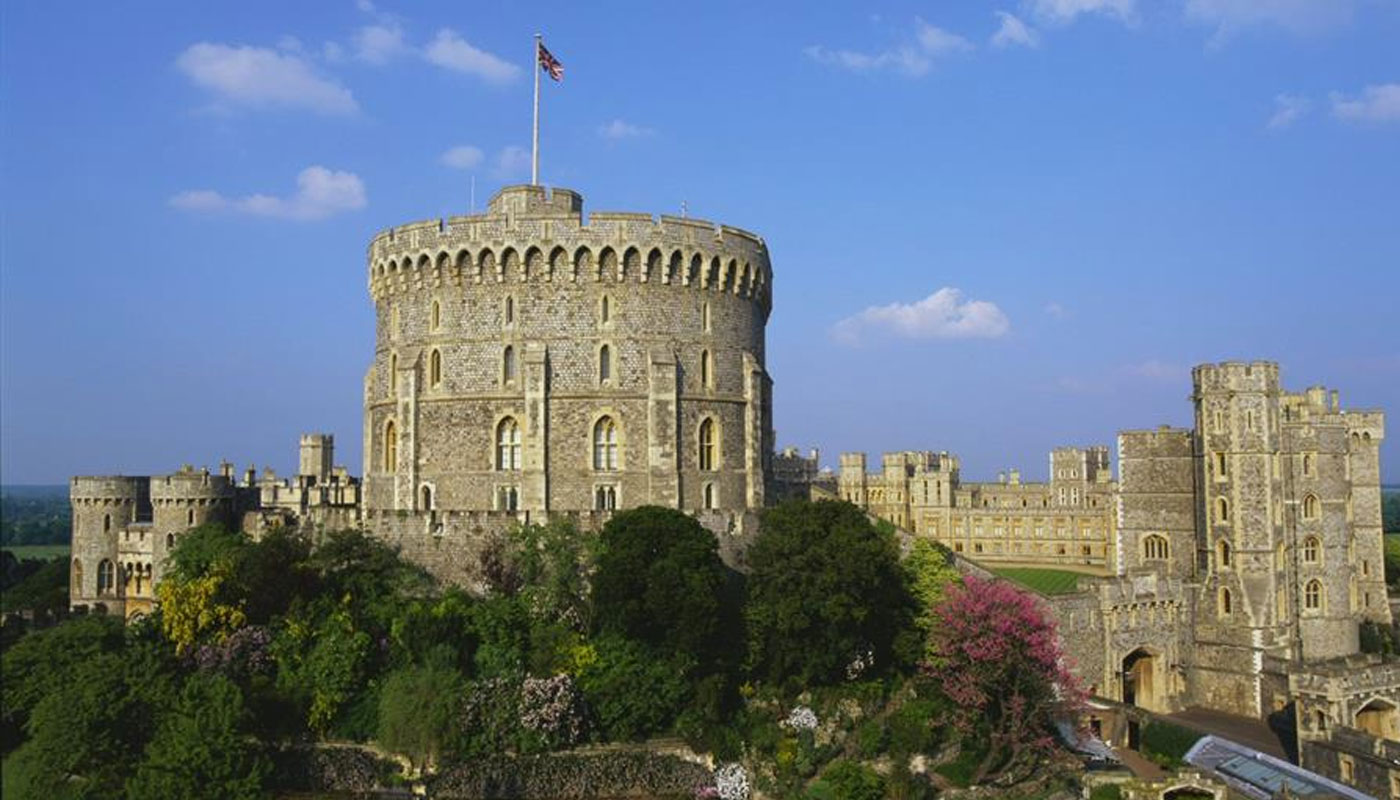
[68,184,1398,792]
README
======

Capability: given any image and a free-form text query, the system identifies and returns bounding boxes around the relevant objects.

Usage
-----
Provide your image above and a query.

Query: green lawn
[991,567,1082,595]
[2,544,70,561]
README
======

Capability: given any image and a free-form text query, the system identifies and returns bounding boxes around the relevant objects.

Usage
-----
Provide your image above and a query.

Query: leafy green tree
[745,501,916,688]
[2,614,126,749]
[7,645,178,799]
[378,664,463,772]
[591,506,737,668]
[275,604,372,735]
[808,759,886,800]
[575,632,690,741]
[0,555,68,615]
[126,673,269,800]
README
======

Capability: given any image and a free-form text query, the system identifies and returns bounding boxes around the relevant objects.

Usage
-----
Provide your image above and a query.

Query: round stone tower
[70,476,149,614]
[363,185,773,516]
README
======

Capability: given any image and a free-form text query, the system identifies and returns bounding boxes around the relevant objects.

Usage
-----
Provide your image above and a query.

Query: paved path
[1165,707,1290,759]
[1114,747,1168,780]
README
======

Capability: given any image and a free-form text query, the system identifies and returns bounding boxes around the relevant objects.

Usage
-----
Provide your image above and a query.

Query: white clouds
[806,17,971,77]
[441,145,484,169]
[1331,83,1400,124]
[170,166,366,221]
[1267,93,1311,130]
[492,146,531,180]
[176,42,357,114]
[832,288,1010,344]
[1027,0,1136,25]
[424,29,520,84]
[992,12,1041,48]
[354,22,407,64]
[598,119,655,140]
[914,18,975,56]
[1185,0,1353,39]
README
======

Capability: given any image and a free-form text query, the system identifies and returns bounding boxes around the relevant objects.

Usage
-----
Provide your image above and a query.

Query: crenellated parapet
[366,185,771,316]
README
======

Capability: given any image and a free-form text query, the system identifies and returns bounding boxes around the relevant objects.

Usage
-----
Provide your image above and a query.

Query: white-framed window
[1303,494,1319,520]
[496,417,521,470]
[698,418,717,471]
[593,416,618,471]
[495,485,519,511]
[595,485,617,511]
[502,346,517,384]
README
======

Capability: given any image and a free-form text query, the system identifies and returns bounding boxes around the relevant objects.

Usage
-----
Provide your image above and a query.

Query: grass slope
[2,544,70,561]
[990,567,1081,595]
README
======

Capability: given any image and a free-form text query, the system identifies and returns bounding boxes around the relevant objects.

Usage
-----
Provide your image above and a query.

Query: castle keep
[68,185,1395,791]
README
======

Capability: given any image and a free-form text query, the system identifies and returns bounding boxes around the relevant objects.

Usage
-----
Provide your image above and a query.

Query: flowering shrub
[714,762,750,800]
[923,575,1085,785]
[194,624,273,680]
[519,674,587,748]
[779,705,818,732]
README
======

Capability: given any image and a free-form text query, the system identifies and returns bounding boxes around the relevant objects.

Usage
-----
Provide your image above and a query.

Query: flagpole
[531,33,541,186]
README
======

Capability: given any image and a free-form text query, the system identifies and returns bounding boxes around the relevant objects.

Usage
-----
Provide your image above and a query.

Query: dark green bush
[1141,720,1201,768]
[1089,783,1124,800]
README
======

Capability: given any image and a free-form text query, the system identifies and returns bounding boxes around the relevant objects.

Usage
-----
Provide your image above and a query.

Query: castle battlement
[366,186,770,313]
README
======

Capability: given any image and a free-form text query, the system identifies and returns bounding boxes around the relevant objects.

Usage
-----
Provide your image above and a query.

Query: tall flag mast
[532,34,564,186]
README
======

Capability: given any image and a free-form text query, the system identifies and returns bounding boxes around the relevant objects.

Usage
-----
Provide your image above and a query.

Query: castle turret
[70,476,150,615]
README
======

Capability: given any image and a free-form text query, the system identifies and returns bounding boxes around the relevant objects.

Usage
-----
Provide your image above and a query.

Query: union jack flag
[537,41,563,81]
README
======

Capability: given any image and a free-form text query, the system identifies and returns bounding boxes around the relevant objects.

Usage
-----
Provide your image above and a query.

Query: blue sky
[2,0,1398,484]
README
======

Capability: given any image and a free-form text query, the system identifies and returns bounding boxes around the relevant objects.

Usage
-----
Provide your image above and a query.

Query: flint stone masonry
[364,184,773,517]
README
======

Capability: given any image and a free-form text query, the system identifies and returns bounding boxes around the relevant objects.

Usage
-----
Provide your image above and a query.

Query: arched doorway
[1123,649,1160,712]
[1355,698,1398,740]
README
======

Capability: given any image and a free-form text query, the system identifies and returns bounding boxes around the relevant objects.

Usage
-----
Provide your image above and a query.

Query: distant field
[2,544,70,561]
[991,567,1081,595]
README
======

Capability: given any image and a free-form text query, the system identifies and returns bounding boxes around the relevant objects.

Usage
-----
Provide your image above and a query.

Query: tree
[2,614,126,749]
[377,664,463,773]
[7,644,178,800]
[575,633,690,741]
[745,501,915,688]
[157,562,248,656]
[904,537,962,643]
[923,575,1084,785]
[591,506,737,668]
[126,673,269,800]
[274,603,372,735]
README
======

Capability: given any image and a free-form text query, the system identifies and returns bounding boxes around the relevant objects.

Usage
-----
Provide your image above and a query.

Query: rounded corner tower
[363,184,774,517]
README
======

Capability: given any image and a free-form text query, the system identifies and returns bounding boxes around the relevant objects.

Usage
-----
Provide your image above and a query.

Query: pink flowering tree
[923,575,1085,786]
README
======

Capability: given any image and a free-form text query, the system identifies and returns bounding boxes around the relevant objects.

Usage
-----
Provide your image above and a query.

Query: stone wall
[363,184,772,518]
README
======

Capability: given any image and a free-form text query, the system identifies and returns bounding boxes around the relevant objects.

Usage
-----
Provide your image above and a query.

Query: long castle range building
[69,185,1397,793]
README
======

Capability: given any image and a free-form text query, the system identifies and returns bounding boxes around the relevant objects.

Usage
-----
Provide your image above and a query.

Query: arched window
[593,416,618,471]
[594,485,617,511]
[103,513,111,533]
[384,419,398,472]
[702,302,711,332]
[1215,452,1228,477]
[430,348,442,387]
[431,300,441,330]
[1302,453,1313,475]
[1303,494,1318,520]
[496,417,522,470]
[1220,587,1232,615]
[187,508,194,526]
[421,484,433,511]
[166,533,175,549]
[1303,536,1321,564]
[598,345,612,384]
[600,295,611,325]
[502,346,517,383]
[1304,579,1323,611]
[72,559,83,592]
[504,295,515,325]
[97,559,116,595]
[390,352,398,385]
[1218,539,1232,568]
[1144,535,1169,561]
[1217,497,1229,523]
[700,350,712,388]
[703,482,716,510]
[698,418,717,471]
